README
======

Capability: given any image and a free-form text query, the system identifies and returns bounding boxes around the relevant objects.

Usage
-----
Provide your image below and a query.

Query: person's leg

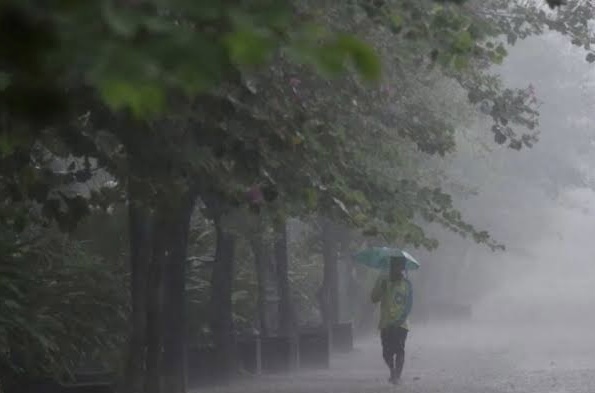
[380,328,394,370]
[393,327,409,381]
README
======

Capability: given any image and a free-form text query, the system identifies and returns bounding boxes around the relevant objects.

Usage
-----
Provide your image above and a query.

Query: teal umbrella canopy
[354,247,420,271]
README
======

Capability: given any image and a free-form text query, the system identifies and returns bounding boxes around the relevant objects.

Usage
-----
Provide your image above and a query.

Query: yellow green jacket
[371,275,412,330]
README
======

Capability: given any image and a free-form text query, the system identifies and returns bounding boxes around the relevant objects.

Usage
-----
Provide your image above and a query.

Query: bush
[0,223,127,385]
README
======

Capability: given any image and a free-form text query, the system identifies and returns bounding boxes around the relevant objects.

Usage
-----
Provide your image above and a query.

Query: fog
[11,2,595,393]
[286,31,595,393]
[474,187,595,327]
[197,31,595,393]
[415,32,595,330]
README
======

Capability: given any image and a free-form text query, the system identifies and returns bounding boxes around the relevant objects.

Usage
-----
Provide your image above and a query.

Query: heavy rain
[1,1,595,393]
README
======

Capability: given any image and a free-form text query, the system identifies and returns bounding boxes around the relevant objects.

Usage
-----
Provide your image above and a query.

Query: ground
[197,322,595,393]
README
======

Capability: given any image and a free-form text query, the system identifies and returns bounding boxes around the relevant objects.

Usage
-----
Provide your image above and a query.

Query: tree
[208,207,237,381]
[0,223,127,391]
[227,0,541,253]
[0,0,564,392]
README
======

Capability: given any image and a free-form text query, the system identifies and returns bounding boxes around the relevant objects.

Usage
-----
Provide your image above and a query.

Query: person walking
[371,256,413,384]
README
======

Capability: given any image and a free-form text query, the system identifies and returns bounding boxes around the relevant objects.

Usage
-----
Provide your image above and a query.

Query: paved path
[197,322,595,393]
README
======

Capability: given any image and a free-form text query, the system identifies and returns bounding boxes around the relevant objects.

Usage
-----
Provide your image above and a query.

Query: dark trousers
[380,325,408,378]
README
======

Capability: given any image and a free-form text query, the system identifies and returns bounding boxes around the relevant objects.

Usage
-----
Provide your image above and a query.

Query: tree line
[0,0,589,392]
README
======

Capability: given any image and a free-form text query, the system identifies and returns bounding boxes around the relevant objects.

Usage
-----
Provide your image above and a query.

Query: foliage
[287,220,325,326]
[478,0,595,63]
[0,0,380,124]
[186,209,262,345]
[0,224,127,379]
[202,0,544,250]
[347,0,541,149]
[0,0,587,387]
[0,0,380,247]
[0,0,543,249]
[0,0,581,243]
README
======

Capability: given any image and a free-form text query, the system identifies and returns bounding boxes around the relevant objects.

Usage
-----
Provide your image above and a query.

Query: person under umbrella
[371,256,413,385]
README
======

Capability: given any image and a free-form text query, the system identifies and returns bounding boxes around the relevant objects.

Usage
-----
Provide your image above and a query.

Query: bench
[331,322,354,353]
[298,327,330,369]
[260,335,296,373]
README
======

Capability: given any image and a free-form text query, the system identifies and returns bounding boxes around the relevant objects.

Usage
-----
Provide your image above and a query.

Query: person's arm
[371,276,385,303]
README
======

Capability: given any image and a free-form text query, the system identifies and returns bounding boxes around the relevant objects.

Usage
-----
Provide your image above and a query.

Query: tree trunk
[250,234,270,337]
[209,217,237,381]
[274,220,298,367]
[144,216,167,393]
[274,221,294,336]
[122,198,153,393]
[160,190,197,393]
[321,218,339,327]
[124,185,197,393]
[121,118,197,393]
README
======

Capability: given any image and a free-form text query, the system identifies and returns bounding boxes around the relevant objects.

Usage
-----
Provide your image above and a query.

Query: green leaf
[97,78,165,117]
[225,29,275,66]
[314,44,347,75]
[390,14,404,33]
[453,54,469,70]
[175,64,217,95]
[489,51,505,65]
[452,30,474,53]
[337,36,381,81]
[495,44,507,56]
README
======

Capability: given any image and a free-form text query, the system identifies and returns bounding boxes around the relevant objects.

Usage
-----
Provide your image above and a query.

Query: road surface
[197,322,595,393]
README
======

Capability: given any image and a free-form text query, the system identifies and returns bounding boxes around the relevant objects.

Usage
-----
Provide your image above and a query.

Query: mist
[443,33,595,328]
[6,2,595,393]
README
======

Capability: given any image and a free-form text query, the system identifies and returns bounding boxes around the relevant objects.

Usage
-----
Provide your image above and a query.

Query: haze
[5,2,595,393]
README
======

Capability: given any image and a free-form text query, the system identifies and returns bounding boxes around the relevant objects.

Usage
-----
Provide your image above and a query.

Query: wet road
[198,322,595,393]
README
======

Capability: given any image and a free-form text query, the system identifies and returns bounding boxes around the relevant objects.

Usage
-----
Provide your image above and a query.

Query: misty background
[420,31,595,329]
[5,2,595,393]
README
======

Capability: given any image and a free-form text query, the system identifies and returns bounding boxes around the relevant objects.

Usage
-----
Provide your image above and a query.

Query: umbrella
[354,247,420,271]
